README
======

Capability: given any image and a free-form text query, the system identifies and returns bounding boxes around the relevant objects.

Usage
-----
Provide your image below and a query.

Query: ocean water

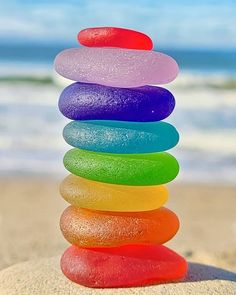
[0,44,236,184]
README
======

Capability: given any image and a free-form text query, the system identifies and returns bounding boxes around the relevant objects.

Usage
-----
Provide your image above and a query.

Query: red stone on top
[78,27,153,50]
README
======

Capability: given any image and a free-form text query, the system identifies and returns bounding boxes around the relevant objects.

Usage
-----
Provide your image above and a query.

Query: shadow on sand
[185,262,236,282]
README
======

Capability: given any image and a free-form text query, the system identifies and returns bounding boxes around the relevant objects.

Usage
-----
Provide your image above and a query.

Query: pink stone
[54,48,179,88]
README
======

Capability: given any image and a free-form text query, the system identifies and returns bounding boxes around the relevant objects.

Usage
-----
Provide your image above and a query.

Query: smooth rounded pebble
[54,48,179,87]
[63,120,179,153]
[60,174,168,212]
[63,148,179,185]
[61,245,187,288]
[1,257,236,295]
[60,206,179,247]
[78,27,153,50]
[59,82,175,122]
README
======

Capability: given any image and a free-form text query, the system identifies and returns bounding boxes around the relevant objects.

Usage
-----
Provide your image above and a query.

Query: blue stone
[63,120,179,154]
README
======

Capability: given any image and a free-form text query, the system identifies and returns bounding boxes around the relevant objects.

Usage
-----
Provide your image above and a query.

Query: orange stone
[60,206,179,247]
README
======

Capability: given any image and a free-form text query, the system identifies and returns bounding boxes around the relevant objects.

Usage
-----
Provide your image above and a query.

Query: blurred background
[0,0,236,183]
[0,0,236,274]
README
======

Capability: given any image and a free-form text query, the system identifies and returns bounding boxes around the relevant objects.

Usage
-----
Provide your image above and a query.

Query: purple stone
[58,82,175,122]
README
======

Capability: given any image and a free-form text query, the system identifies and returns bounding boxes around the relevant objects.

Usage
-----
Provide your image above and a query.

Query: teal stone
[63,148,180,185]
[63,121,179,153]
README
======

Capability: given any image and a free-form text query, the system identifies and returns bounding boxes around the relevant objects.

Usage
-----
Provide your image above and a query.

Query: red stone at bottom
[61,244,188,288]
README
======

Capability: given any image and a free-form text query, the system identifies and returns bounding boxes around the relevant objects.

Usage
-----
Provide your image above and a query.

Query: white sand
[0,256,236,295]
[0,178,236,294]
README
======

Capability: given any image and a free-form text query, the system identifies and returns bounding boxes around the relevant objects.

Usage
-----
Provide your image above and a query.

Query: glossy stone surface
[61,244,187,288]
[78,27,153,50]
[60,174,168,212]
[54,48,179,87]
[63,120,179,153]
[63,148,179,185]
[60,206,179,247]
[59,82,175,122]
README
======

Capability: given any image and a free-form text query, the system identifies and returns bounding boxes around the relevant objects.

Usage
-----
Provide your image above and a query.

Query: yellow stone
[60,174,168,212]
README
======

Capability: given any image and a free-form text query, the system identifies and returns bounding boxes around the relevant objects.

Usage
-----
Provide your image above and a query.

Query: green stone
[63,148,179,186]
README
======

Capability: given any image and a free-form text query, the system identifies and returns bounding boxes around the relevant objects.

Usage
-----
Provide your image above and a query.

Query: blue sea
[0,44,236,184]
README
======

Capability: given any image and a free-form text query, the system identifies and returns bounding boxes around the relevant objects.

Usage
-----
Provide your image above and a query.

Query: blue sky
[1,0,236,49]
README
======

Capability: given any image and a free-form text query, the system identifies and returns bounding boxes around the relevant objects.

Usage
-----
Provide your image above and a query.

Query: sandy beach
[0,177,235,273]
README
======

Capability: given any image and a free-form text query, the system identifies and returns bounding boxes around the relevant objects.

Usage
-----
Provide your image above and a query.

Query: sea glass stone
[63,120,179,153]
[59,82,175,122]
[78,27,153,50]
[63,148,179,185]
[60,206,179,247]
[60,174,168,212]
[61,244,188,288]
[54,48,179,87]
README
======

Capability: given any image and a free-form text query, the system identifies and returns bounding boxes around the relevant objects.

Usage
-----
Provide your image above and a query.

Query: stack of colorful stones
[54,27,188,288]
